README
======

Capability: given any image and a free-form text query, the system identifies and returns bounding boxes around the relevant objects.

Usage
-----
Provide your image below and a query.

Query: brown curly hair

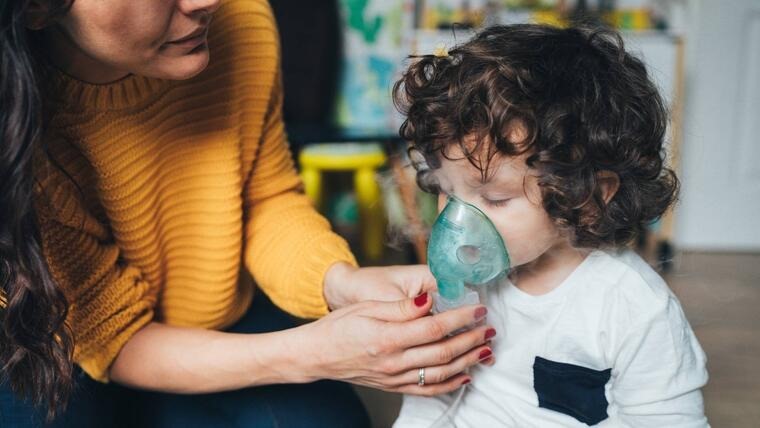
[1,0,75,421]
[393,24,679,248]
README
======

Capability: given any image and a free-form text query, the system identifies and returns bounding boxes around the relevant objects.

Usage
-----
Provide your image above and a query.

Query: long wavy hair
[393,24,679,248]
[1,0,75,421]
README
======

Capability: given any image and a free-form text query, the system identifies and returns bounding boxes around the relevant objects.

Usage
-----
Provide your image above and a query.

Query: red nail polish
[484,328,496,340]
[414,292,428,307]
[461,378,471,386]
[474,306,487,321]
[479,349,492,360]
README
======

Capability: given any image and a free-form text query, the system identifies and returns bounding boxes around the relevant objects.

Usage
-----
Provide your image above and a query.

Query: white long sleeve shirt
[395,250,709,427]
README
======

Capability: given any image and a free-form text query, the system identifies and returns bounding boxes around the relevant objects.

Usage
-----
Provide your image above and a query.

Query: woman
[0,0,497,426]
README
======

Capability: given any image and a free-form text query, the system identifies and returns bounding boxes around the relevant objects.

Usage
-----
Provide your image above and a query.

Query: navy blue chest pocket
[533,356,612,426]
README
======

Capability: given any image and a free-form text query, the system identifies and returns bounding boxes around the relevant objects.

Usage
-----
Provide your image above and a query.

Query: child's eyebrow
[464,174,510,192]
[464,174,486,187]
[477,167,524,191]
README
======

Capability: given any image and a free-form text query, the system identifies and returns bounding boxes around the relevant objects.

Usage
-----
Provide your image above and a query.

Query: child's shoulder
[580,249,676,321]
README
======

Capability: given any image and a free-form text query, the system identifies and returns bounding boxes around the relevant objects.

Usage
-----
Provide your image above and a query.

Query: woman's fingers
[386,342,493,388]
[359,292,434,322]
[389,372,472,397]
[413,266,438,294]
[382,303,488,349]
[323,293,497,395]
[389,264,437,297]
[399,324,497,371]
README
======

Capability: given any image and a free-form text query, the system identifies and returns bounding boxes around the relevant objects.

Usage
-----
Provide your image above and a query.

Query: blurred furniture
[389,154,430,264]
[623,32,685,270]
[299,142,388,260]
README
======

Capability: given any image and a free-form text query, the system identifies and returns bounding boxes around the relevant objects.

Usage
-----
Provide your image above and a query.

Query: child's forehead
[441,144,528,187]
[439,121,531,173]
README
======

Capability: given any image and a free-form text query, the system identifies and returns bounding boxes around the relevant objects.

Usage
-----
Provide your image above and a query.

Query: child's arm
[600,295,709,427]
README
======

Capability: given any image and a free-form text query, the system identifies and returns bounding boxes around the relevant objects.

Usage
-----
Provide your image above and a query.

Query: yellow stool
[299,143,387,260]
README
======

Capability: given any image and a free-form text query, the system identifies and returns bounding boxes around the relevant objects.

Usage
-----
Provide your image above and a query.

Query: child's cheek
[492,201,558,267]
[492,213,529,266]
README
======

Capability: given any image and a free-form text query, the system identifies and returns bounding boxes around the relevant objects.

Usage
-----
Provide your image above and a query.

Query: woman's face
[35,0,221,83]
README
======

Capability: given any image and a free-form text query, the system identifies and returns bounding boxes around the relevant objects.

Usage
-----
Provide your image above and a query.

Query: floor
[666,252,760,427]
[354,251,760,428]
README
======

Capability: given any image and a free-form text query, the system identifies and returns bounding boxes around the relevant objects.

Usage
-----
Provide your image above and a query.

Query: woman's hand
[291,293,496,396]
[110,285,495,396]
[323,262,438,310]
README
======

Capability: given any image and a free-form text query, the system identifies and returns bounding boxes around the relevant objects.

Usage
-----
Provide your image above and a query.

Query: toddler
[392,24,708,427]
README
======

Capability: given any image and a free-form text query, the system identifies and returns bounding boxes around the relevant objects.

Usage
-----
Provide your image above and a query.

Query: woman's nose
[177,0,221,16]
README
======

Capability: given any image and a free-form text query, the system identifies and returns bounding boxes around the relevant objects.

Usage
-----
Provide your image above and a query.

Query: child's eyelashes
[482,197,510,208]
[426,188,509,208]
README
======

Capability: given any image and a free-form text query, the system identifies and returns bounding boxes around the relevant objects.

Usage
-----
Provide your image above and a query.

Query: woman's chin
[154,49,211,80]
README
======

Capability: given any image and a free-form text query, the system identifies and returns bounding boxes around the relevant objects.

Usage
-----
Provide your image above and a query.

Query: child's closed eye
[482,196,510,208]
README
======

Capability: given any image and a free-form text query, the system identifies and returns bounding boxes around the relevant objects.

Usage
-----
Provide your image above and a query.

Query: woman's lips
[166,27,208,50]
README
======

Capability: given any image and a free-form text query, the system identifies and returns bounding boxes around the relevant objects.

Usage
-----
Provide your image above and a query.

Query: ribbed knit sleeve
[242,19,357,319]
[34,163,156,382]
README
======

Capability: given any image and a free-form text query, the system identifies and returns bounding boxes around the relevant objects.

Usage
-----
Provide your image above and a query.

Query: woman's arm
[109,321,295,392]
[110,293,494,396]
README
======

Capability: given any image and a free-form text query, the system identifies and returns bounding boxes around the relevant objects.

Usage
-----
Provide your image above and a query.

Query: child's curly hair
[393,24,679,248]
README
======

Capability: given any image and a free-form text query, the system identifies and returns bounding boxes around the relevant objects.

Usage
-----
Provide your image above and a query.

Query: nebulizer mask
[423,195,510,427]
[428,195,510,313]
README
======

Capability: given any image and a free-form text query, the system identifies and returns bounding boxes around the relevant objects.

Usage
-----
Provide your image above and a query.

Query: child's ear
[25,1,55,31]
[596,170,620,204]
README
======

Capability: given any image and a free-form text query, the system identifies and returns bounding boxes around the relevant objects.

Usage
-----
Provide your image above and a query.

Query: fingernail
[484,328,497,340]
[478,349,492,360]
[414,292,428,307]
[482,357,495,365]
[474,306,487,321]
[461,378,471,386]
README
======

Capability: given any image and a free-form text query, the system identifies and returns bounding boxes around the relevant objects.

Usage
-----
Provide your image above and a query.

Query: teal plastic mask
[427,196,510,310]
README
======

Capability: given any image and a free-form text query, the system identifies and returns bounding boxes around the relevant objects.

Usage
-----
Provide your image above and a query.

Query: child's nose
[438,193,484,213]
[437,194,448,212]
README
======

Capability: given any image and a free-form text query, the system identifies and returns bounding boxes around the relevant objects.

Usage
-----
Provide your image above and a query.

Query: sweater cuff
[76,307,153,383]
[290,232,358,318]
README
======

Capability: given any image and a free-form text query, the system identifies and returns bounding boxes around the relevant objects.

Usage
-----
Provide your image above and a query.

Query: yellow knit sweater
[30,0,356,382]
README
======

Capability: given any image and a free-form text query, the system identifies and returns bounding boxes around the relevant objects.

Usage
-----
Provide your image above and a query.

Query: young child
[392,24,708,427]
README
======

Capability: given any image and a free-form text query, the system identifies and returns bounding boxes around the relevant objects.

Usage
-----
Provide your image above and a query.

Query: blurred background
[269,0,760,426]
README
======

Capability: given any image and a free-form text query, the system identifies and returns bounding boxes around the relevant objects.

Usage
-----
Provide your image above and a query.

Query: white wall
[675,0,760,251]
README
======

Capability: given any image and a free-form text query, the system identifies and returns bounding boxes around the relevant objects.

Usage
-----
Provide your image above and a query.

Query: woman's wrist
[242,325,322,385]
[323,261,360,310]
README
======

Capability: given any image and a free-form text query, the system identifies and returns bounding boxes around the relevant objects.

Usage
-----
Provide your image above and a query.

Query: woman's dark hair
[393,24,679,247]
[1,0,75,421]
